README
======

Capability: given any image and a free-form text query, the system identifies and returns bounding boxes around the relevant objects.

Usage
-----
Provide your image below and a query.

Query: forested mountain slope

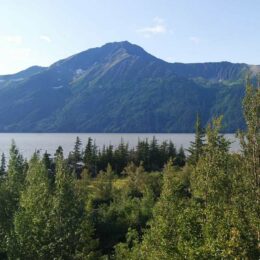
[0,41,256,132]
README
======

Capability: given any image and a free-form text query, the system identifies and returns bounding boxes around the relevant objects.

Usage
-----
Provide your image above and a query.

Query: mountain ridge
[0,41,254,133]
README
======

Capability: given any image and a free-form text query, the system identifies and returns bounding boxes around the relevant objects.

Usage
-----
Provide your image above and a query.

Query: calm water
[0,133,240,159]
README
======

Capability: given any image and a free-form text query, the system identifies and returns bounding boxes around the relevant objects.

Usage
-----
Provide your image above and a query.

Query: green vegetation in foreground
[0,80,259,259]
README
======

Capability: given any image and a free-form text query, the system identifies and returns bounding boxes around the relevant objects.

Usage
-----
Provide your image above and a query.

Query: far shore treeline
[0,80,259,259]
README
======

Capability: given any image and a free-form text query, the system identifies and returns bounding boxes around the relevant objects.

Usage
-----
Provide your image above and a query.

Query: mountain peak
[100,41,150,57]
[0,41,251,133]
[102,40,132,47]
[50,41,156,72]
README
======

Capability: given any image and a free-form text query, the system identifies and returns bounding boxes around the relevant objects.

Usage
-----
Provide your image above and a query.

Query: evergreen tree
[94,164,115,202]
[136,139,150,170]
[114,140,129,174]
[50,155,97,259]
[13,154,52,259]
[238,78,260,252]
[73,136,82,163]
[7,141,25,197]
[123,162,147,197]
[149,137,160,171]
[191,117,257,258]
[168,141,177,160]
[187,114,205,165]
[83,137,98,175]
[0,153,6,177]
[129,161,193,259]
[54,145,64,161]
[175,146,186,167]
[158,141,169,168]
[191,117,231,204]
[75,168,91,200]
[42,151,52,170]
[0,141,25,256]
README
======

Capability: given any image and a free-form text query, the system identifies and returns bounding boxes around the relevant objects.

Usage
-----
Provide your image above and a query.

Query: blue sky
[0,0,260,74]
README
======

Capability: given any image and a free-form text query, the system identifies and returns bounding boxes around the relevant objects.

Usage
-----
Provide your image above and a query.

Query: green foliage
[191,116,232,203]
[0,153,6,177]
[175,146,186,167]
[74,136,83,162]
[81,137,185,176]
[0,148,98,259]
[237,78,260,253]
[83,137,98,176]
[13,154,52,259]
[114,80,259,259]
[0,141,26,256]
[92,164,115,202]
[127,161,193,260]
[187,114,205,165]
[7,141,26,199]
[50,156,98,259]
[0,78,259,258]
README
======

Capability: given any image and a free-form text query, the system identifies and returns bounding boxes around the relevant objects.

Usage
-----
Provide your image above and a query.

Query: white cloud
[0,35,23,45]
[138,24,166,36]
[137,17,167,37]
[40,35,51,43]
[189,36,200,44]
[153,16,165,24]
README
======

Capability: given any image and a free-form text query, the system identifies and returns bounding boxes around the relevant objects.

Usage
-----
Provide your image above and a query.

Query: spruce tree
[167,141,177,160]
[84,137,98,176]
[50,154,97,259]
[0,141,25,256]
[136,139,150,170]
[42,151,51,170]
[187,114,205,165]
[238,78,260,252]
[175,146,186,167]
[191,117,257,258]
[7,141,25,197]
[54,145,64,161]
[0,153,6,177]
[73,136,82,163]
[94,164,115,201]
[123,161,194,260]
[13,154,52,259]
[114,140,129,174]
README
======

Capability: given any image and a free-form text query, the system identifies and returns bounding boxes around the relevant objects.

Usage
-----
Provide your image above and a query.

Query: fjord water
[0,133,239,159]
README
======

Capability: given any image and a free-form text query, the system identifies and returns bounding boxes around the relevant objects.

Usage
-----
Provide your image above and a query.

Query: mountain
[0,66,46,81]
[0,66,46,89]
[0,41,256,133]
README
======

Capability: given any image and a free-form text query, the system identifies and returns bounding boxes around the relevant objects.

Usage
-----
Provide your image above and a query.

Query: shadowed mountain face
[0,41,256,133]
